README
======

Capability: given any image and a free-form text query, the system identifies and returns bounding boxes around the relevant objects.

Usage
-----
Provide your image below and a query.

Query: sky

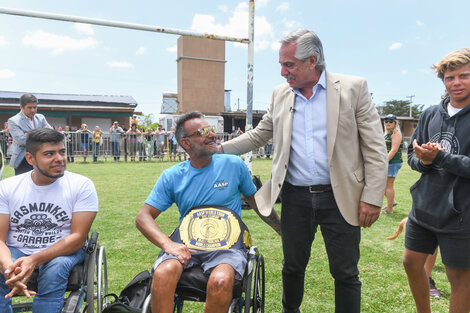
[0,0,468,119]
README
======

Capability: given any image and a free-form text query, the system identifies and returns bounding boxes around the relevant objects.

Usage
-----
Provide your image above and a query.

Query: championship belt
[170,206,251,251]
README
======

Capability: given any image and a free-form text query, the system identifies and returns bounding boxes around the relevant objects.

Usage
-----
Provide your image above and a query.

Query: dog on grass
[386,217,408,240]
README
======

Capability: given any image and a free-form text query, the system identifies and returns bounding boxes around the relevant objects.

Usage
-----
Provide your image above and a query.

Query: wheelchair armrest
[86,232,99,254]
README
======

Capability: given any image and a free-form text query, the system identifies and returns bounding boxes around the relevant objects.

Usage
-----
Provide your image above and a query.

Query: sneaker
[429,277,441,299]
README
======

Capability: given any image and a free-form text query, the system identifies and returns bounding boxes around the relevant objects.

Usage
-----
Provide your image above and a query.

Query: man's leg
[33,248,85,313]
[424,248,441,298]
[403,218,439,313]
[403,249,432,313]
[318,192,361,313]
[205,263,235,313]
[151,259,183,313]
[281,183,316,313]
[446,267,470,313]
[0,247,27,313]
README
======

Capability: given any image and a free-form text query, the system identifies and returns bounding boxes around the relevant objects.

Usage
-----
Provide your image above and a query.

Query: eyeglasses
[185,126,216,138]
[384,119,395,123]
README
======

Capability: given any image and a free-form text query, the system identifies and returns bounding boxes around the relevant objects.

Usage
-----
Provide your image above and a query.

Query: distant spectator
[76,124,92,163]
[109,121,124,162]
[382,114,403,214]
[126,123,141,162]
[130,114,138,127]
[155,125,165,160]
[144,127,154,162]
[236,127,244,136]
[64,125,74,163]
[265,139,273,159]
[92,126,103,163]
[57,126,64,134]
[1,122,11,160]
[8,93,51,175]
[168,127,178,161]
[138,127,146,161]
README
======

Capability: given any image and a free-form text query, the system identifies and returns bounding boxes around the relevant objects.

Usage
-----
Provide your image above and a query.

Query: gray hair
[175,111,204,146]
[279,29,326,72]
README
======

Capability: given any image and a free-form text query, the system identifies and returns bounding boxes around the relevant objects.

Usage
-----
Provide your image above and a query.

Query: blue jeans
[111,141,120,161]
[0,247,85,313]
[281,183,361,313]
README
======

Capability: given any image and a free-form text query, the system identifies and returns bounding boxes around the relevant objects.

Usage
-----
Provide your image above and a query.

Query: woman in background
[382,114,403,214]
[76,124,92,163]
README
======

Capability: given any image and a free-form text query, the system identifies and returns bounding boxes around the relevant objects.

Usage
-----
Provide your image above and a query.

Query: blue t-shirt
[145,154,256,220]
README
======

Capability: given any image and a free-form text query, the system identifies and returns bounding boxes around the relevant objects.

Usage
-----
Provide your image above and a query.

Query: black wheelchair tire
[86,247,97,313]
[252,254,265,313]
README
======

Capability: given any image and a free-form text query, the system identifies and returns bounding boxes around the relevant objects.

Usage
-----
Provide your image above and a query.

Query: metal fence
[0,131,272,163]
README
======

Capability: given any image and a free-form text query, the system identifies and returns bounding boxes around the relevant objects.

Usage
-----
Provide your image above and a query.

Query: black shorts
[404,218,470,268]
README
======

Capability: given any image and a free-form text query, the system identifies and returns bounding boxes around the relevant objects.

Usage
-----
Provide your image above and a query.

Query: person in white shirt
[0,128,98,313]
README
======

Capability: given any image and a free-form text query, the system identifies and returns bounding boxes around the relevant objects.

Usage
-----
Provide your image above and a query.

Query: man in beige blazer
[220,29,387,313]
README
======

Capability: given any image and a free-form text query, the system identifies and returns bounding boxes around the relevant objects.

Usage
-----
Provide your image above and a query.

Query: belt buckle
[309,186,323,193]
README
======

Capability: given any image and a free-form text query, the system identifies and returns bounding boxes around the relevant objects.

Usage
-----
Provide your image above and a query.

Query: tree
[377,100,424,118]
[137,113,159,130]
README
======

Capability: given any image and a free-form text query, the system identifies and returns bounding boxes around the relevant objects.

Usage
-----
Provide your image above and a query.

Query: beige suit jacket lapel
[326,72,340,164]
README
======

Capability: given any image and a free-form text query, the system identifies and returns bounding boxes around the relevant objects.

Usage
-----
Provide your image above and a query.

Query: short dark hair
[26,128,64,156]
[175,111,204,146]
[20,93,38,107]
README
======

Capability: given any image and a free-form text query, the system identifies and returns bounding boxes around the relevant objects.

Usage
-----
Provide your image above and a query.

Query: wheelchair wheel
[86,246,107,313]
[252,254,265,313]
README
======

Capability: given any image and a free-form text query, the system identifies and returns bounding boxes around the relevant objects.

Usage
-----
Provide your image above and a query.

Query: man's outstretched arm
[246,194,281,236]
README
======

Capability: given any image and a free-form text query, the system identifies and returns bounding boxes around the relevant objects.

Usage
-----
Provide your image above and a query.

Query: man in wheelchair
[0,128,99,313]
[136,111,280,313]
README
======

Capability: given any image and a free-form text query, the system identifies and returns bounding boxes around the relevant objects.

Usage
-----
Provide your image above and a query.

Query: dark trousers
[14,157,33,175]
[281,183,361,313]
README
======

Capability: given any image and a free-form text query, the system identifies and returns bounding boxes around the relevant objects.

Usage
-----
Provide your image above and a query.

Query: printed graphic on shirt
[10,202,70,250]
[430,132,459,155]
[213,180,229,190]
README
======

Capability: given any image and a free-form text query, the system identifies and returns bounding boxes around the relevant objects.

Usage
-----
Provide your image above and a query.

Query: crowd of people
[0,28,469,313]
[1,120,273,164]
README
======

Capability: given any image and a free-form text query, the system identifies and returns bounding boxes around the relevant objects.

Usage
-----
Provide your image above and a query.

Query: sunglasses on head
[384,119,395,123]
[186,126,216,138]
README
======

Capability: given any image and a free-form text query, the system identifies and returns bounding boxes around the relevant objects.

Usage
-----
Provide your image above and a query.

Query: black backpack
[102,270,152,313]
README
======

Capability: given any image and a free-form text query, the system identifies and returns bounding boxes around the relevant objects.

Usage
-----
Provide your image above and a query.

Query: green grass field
[2,158,451,312]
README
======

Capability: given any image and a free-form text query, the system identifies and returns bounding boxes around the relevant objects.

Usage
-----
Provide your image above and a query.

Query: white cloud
[22,30,97,55]
[166,45,177,53]
[0,69,16,79]
[401,70,407,75]
[276,2,289,11]
[271,41,281,52]
[416,20,424,27]
[74,23,94,35]
[0,36,7,46]
[218,5,229,12]
[257,0,269,8]
[281,17,300,29]
[136,46,147,56]
[190,3,274,51]
[388,42,403,51]
[107,61,134,69]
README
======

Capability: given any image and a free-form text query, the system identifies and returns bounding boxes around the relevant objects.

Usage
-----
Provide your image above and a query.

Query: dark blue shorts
[404,218,470,268]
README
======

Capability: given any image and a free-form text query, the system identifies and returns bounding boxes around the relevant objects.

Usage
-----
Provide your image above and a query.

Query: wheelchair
[11,232,108,313]
[141,245,265,313]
